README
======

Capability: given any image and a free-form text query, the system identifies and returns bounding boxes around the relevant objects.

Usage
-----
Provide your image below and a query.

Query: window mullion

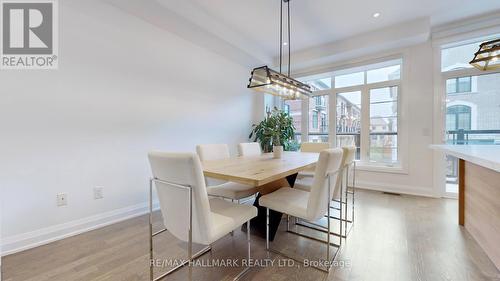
[301,97,309,143]
[329,90,337,148]
[360,86,370,163]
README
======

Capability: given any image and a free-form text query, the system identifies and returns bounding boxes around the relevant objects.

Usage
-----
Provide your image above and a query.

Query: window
[320,113,327,131]
[334,59,402,88]
[312,111,318,129]
[309,94,329,142]
[443,72,500,193]
[367,65,401,83]
[284,104,290,115]
[334,71,364,88]
[446,105,471,131]
[283,99,302,144]
[296,58,402,167]
[438,36,500,194]
[301,77,332,91]
[441,35,500,72]
[445,73,500,144]
[336,91,361,159]
[369,87,398,164]
[441,42,478,72]
[315,96,325,106]
[446,77,471,94]
[333,60,401,165]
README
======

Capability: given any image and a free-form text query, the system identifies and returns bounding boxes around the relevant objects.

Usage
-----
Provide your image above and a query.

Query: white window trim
[432,30,500,198]
[293,54,409,174]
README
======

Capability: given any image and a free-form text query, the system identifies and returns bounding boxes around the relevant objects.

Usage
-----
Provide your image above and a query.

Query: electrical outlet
[94,187,104,199]
[57,193,67,206]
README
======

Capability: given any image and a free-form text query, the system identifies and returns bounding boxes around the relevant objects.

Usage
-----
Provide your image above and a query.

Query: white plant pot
[273,146,283,159]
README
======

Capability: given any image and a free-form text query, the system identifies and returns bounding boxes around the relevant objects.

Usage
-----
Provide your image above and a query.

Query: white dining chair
[196,144,230,186]
[294,146,357,239]
[238,142,262,156]
[297,142,330,178]
[196,144,258,201]
[148,152,257,281]
[259,148,344,272]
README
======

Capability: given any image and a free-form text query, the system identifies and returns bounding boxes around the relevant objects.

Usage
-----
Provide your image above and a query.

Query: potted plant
[249,107,296,158]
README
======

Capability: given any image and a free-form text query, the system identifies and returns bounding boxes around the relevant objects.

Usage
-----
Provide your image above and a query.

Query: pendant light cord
[279,0,292,76]
[287,0,291,77]
[279,0,283,74]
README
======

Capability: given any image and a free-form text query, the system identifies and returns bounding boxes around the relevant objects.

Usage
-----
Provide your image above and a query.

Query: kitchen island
[431,145,500,270]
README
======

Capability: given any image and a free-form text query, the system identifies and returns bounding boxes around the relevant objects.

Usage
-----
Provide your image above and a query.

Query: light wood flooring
[3,190,500,281]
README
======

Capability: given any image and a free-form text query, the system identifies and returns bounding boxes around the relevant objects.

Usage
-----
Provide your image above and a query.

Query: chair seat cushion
[207,182,257,200]
[208,198,257,243]
[259,187,310,220]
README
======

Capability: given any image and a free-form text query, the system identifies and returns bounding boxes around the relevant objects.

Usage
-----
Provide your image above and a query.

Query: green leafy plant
[249,107,296,153]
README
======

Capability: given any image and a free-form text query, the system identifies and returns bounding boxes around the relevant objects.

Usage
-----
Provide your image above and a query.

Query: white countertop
[430,145,500,173]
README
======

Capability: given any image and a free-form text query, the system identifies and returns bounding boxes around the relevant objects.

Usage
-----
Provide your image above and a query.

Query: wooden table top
[201,151,319,187]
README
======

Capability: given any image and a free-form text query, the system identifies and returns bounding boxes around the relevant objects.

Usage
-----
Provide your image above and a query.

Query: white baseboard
[355,180,440,198]
[2,202,159,256]
[1,182,437,257]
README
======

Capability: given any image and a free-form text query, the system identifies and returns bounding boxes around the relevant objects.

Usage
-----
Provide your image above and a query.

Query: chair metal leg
[286,215,290,231]
[247,221,251,260]
[339,176,343,248]
[153,246,211,281]
[264,174,342,273]
[233,221,252,281]
[150,179,213,281]
[352,162,356,225]
[230,199,235,236]
[294,220,346,239]
[344,167,348,238]
[327,184,331,261]
[266,208,269,250]
[304,180,353,238]
[149,179,154,281]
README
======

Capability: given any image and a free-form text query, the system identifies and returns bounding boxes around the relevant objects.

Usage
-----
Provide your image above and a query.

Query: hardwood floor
[3,190,500,281]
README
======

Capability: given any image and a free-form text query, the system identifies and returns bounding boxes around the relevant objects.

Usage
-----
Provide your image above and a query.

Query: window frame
[294,55,408,173]
[432,31,500,198]
[368,86,399,165]
[331,80,402,169]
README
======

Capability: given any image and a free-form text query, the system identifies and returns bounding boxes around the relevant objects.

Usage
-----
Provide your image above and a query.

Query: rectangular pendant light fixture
[470,38,500,71]
[247,66,312,99]
[247,0,312,100]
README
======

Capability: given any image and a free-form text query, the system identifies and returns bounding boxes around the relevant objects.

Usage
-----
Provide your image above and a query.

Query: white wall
[0,1,256,254]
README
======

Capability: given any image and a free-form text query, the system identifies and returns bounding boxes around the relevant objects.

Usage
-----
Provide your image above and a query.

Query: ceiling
[109,0,500,68]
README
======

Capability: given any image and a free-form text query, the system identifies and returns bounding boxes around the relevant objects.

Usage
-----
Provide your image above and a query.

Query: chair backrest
[196,144,230,161]
[333,146,356,199]
[343,146,356,166]
[196,144,230,186]
[306,148,344,220]
[300,142,330,153]
[238,142,262,156]
[148,152,213,244]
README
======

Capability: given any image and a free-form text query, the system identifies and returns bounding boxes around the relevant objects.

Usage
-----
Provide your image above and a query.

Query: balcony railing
[445,129,500,188]
[446,129,500,145]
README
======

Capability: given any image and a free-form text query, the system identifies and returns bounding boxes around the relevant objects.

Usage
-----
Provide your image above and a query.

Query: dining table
[202,151,320,240]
